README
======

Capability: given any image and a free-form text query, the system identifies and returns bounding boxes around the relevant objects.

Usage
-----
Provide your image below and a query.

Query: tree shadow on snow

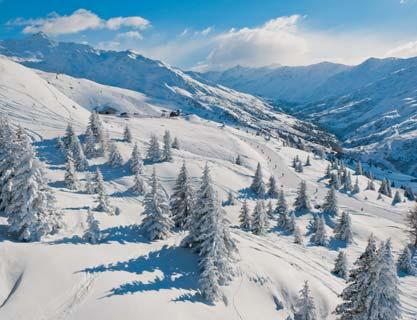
[34,138,66,167]
[81,245,202,302]
[328,238,349,251]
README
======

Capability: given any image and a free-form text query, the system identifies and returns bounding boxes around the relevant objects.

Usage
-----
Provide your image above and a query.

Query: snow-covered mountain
[0,33,336,148]
[194,62,351,103]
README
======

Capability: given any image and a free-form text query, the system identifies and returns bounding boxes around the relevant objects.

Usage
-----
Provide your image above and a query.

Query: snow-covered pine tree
[392,190,402,205]
[64,122,75,148]
[68,133,89,171]
[7,132,63,241]
[64,150,79,190]
[296,161,304,173]
[266,200,274,219]
[343,172,353,192]
[286,212,296,233]
[294,180,311,214]
[305,155,311,166]
[146,134,161,163]
[332,251,348,279]
[322,186,338,217]
[379,178,389,196]
[56,136,65,151]
[162,130,173,162]
[198,247,223,302]
[397,245,415,275]
[84,172,95,194]
[132,171,146,195]
[83,126,98,158]
[329,172,341,189]
[352,177,360,194]
[335,234,378,319]
[252,200,268,235]
[83,208,101,244]
[294,226,303,244]
[141,168,173,240]
[239,199,251,230]
[354,161,363,175]
[334,211,353,244]
[172,137,180,150]
[404,186,415,201]
[235,154,242,165]
[276,189,289,228]
[406,205,417,248]
[170,162,195,228]
[267,175,279,198]
[294,281,317,320]
[387,179,393,197]
[130,143,143,175]
[250,162,265,198]
[107,142,123,167]
[123,124,132,143]
[94,168,113,214]
[310,215,327,246]
[87,111,105,143]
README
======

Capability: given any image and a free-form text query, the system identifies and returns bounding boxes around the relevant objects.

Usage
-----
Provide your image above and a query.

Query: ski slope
[0,112,416,320]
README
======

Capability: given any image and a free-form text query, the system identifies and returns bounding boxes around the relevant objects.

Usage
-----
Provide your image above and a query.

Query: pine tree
[406,206,417,248]
[397,245,415,275]
[123,124,132,143]
[352,177,360,194]
[392,190,402,205]
[64,150,79,190]
[198,249,223,302]
[56,136,65,151]
[322,187,338,217]
[287,212,296,233]
[294,181,311,214]
[355,161,363,175]
[294,226,303,244]
[379,178,389,196]
[94,168,113,214]
[239,199,251,230]
[130,143,143,175]
[335,234,378,319]
[146,134,161,163]
[332,251,348,279]
[172,137,180,150]
[6,133,63,241]
[69,133,89,171]
[235,154,242,165]
[294,281,317,320]
[343,172,353,192]
[83,126,97,158]
[162,130,173,161]
[276,189,289,228]
[266,200,274,219]
[404,186,415,201]
[132,171,146,195]
[170,162,194,228]
[64,122,75,148]
[310,215,327,246]
[107,142,123,167]
[334,211,353,244]
[84,172,95,194]
[324,164,331,178]
[267,175,279,198]
[305,155,311,166]
[141,168,173,240]
[252,200,268,235]
[83,208,101,244]
[87,111,105,144]
[250,162,265,198]
[296,161,304,173]
[367,177,376,191]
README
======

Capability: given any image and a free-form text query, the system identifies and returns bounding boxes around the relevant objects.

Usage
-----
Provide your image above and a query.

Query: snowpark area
[0,106,416,319]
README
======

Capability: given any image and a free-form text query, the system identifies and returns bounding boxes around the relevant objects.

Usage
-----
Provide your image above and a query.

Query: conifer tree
[7,132,63,241]
[392,190,402,205]
[267,175,279,198]
[334,211,353,244]
[170,162,194,228]
[64,150,79,190]
[132,171,146,195]
[294,281,317,320]
[87,111,105,143]
[172,137,180,150]
[239,199,251,230]
[296,161,304,173]
[352,177,360,194]
[84,172,95,194]
[83,126,97,158]
[107,142,123,167]
[162,130,173,161]
[294,181,311,214]
[367,177,376,191]
[250,162,265,198]
[332,251,348,279]
[94,168,113,214]
[276,189,289,228]
[324,164,331,178]
[83,208,101,244]
[322,187,338,217]
[146,134,161,163]
[406,206,417,248]
[310,215,327,246]
[141,168,173,240]
[305,155,311,166]
[123,124,132,143]
[343,172,353,192]
[397,245,415,275]
[64,122,75,148]
[252,200,268,235]
[69,133,89,171]
[235,154,242,165]
[294,226,303,244]
[130,143,143,175]
[355,161,363,175]
[287,212,296,233]
[404,186,415,201]
[266,200,274,219]
[379,178,389,196]
[56,136,65,151]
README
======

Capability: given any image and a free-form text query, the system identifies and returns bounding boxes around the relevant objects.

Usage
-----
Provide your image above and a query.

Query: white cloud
[386,40,417,58]
[8,9,150,36]
[116,31,143,40]
[196,27,213,36]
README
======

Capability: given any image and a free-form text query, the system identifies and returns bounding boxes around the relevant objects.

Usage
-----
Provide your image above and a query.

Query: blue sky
[1,0,417,69]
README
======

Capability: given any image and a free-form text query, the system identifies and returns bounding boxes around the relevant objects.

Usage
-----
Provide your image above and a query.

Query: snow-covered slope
[195,62,350,103]
[0,55,90,137]
[0,112,416,319]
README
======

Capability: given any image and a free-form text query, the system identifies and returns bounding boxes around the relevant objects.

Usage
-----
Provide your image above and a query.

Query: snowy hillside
[0,102,416,319]
[196,62,350,103]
